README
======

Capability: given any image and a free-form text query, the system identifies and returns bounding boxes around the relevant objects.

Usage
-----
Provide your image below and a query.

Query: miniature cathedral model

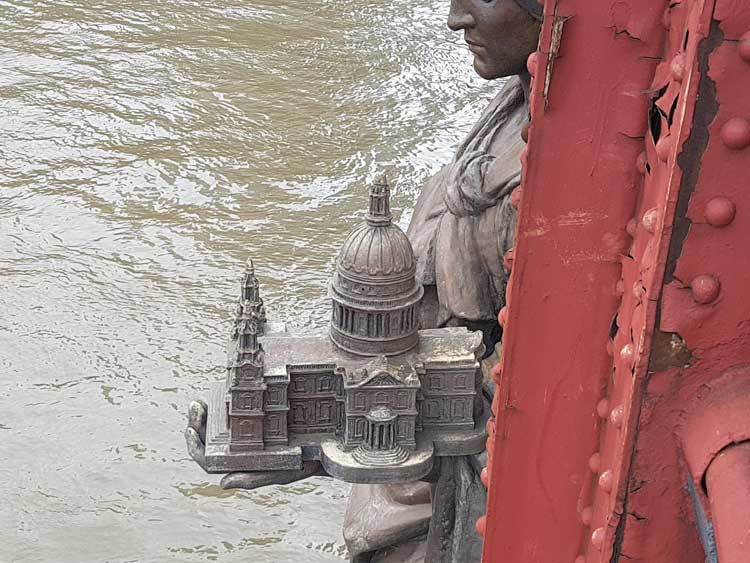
[203,178,489,482]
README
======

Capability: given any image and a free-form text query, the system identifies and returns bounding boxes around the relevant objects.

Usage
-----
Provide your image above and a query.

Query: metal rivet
[739,31,750,62]
[581,506,593,526]
[721,117,750,150]
[588,452,601,473]
[591,527,606,548]
[691,274,721,304]
[655,134,672,162]
[498,307,508,327]
[486,417,495,435]
[503,248,515,271]
[636,151,648,174]
[527,52,539,77]
[476,515,487,537]
[599,470,614,492]
[491,362,503,384]
[510,187,523,210]
[670,53,686,82]
[642,208,658,233]
[626,218,637,236]
[610,405,624,428]
[480,467,489,487]
[705,196,736,227]
[521,121,530,143]
[597,399,610,419]
[620,343,635,365]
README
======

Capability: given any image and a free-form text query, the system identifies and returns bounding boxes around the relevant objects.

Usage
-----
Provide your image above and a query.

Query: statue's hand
[185,399,326,490]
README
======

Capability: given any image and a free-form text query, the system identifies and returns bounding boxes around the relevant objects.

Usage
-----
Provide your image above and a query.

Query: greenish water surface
[0,1,496,561]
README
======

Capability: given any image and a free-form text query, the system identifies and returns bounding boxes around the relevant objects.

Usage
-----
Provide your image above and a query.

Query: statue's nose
[448,0,474,31]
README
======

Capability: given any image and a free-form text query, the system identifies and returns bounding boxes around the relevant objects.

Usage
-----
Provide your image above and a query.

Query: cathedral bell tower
[226,259,267,452]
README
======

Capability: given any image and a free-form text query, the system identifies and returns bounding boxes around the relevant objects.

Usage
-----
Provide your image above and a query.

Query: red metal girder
[615,1,750,560]
[481,1,668,561]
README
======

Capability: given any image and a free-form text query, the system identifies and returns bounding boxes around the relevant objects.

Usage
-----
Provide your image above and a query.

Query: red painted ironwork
[481,0,750,561]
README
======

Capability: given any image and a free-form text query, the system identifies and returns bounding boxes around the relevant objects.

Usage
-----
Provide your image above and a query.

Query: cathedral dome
[329,178,423,357]
[338,222,415,279]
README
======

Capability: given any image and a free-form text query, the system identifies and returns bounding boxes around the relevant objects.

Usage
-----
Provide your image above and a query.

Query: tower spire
[366,175,392,227]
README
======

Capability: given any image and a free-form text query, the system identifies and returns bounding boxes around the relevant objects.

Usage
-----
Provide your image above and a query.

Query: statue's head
[448,0,542,80]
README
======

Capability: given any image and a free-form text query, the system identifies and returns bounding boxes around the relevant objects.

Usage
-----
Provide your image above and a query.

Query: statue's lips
[465,39,485,54]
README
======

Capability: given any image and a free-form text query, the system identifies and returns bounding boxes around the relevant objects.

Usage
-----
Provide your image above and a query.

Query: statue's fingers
[220,461,327,491]
[187,399,208,442]
[184,426,207,470]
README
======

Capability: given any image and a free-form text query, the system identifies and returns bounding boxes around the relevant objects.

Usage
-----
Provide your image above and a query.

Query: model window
[355,392,366,409]
[293,403,306,424]
[319,403,333,423]
[428,376,442,391]
[425,400,440,419]
[319,376,333,392]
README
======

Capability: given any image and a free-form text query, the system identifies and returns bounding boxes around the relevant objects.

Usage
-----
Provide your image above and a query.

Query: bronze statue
[186,0,542,560]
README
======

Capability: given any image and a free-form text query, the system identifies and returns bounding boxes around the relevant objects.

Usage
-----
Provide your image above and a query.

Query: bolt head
[491,361,503,384]
[705,196,736,227]
[599,470,614,492]
[480,467,489,487]
[642,208,658,233]
[636,151,648,174]
[721,117,750,150]
[510,187,523,210]
[476,515,487,537]
[498,306,508,327]
[655,134,672,162]
[581,506,593,526]
[597,398,610,419]
[691,274,721,304]
[626,218,637,236]
[671,53,686,82]
[588,452,601,473]
[591,527,606,548]
[620,343,635,366]
[739,31,750,62]
[610,405,624,428]
[527,52,539,77]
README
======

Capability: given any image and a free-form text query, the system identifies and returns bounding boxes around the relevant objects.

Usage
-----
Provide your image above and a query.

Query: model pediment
[361,371,403,387]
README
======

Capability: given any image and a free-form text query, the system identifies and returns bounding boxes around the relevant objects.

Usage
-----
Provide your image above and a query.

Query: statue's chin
[472,57,503,81]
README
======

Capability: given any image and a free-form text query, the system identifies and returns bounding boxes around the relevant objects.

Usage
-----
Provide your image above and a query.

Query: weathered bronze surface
[185,0,542,560]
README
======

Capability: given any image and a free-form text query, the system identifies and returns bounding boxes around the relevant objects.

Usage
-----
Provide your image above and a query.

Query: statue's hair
[514,0,543,20]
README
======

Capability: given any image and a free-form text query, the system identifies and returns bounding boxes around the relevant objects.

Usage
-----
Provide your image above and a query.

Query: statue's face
[448,0,541,80]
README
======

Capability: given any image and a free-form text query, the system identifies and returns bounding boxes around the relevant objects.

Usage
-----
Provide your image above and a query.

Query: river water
[0,1,497,562]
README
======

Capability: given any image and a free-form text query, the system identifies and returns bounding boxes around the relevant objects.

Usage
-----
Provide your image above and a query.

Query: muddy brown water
[0,1,500,561]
